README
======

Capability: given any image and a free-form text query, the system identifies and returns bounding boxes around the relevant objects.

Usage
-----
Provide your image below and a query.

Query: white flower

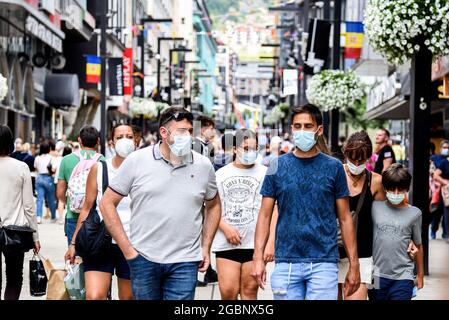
[306,70,365,112]
[129,98,158,118]
[364,0,449,66]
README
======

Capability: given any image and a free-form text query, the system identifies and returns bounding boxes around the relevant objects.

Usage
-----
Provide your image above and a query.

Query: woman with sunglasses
[212,129,277,300]
[339,131,418,300]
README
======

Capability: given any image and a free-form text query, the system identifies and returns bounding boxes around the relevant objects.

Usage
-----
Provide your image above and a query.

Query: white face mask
[347,160,366,176]
[386,192,406,205]
[169,135,192,157]
[115,138,135,158]
[239,151,258,165]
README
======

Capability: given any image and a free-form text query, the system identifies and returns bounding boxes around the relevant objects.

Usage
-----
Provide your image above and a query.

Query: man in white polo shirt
[100,107,221,300]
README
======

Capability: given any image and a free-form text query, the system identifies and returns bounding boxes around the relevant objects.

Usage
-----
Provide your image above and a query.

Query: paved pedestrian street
[3,220,448,301]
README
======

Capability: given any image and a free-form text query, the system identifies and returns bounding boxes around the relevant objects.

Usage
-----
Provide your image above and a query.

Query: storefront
[0,0,66,142]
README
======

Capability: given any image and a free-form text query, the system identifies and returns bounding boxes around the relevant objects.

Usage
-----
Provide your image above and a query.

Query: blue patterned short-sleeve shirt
[261,152,349,263]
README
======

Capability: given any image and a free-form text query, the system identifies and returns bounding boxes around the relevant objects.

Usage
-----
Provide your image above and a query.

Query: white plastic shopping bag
[64,261,86,300]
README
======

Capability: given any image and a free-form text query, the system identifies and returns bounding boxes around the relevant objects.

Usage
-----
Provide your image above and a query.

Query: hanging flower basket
[129,97,158,119]
[0,73,8,101]
[264,105,286,125]
[306,70,365,112]
[364,0,449,66]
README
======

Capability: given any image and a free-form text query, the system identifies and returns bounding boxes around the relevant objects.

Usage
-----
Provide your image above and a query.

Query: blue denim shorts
[82,244,131,280]
[271,262,339,300]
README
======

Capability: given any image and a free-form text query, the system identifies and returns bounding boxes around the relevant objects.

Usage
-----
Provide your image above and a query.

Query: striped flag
[86,55,101,83]
[344,22,364,59]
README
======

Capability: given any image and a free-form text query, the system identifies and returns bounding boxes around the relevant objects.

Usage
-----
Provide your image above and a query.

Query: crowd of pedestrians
[0,103,427,301]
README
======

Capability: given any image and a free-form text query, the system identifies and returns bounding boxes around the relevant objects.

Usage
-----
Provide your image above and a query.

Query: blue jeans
[64,218,78,247]
[127,254,199,300]
[368,277,414,300]
[270,262,339,300]
[36,175,56,219]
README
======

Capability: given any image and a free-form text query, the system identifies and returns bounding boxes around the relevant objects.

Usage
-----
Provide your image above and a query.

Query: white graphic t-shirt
[212,163,268,252]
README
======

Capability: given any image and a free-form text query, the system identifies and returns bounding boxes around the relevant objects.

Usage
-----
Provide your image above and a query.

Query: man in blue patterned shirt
[252,104,360,300]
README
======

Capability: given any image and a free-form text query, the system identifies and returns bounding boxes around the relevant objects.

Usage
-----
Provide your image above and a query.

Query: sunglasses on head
[161,112,194,127]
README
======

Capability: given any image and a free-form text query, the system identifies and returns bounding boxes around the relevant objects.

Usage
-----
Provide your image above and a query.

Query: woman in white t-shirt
[64,124,136,300]
[212,129,277,300]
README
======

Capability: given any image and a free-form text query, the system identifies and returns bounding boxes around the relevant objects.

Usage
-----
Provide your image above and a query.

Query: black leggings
[0,250,25,300]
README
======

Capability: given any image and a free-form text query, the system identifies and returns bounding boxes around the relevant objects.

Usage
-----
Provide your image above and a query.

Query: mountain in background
[207,0,277,28]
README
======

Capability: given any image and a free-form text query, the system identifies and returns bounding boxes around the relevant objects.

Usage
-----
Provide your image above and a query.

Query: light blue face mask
[240,151,258,165]
[293,129,319,152]
[442,148,449,156]
[168,134,192,157]
[386,192,406,205]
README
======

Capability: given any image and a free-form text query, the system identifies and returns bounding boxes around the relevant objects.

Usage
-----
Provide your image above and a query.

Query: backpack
[67,151,102,214]
[75,161,112,258]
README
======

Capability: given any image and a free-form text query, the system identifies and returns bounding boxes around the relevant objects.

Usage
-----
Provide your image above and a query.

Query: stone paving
[2,219,448,300]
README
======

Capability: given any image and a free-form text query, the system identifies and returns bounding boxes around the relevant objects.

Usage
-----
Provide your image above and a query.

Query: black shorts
[82,244,130,280]
[215,249,254,264]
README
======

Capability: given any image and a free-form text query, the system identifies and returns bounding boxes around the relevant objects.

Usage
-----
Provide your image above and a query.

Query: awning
[45,74,80,107]
[0,0,65,52]
[364,96,409,120]
[365,72,411,120]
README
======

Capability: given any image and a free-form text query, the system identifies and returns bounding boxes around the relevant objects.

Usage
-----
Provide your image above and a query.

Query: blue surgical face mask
[442,148,449,156]
[168,134,192,157]
[386,192,406,205]
[293,129,319,152]
[240,151,258,165]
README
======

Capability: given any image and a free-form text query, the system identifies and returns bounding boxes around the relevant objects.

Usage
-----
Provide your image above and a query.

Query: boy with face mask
[369,164,424,300]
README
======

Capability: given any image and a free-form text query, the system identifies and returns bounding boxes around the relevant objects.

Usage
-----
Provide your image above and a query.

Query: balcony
[60,0,95,41]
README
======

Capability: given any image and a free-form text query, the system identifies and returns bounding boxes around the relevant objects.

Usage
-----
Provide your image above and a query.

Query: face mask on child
[386,192,406,205]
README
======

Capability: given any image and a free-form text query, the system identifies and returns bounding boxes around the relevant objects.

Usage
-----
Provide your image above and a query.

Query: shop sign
[282,69,298,96]
[108,58,124,96]
[367,73,401,111]
[25,15,63,52]
[123,48,133,95]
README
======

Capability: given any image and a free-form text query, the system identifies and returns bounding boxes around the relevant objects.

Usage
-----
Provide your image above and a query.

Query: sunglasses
[160,112,194,127]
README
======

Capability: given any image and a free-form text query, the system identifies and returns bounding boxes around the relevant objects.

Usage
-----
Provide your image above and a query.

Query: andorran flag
[86,55,101,83]
[344,22,364,59]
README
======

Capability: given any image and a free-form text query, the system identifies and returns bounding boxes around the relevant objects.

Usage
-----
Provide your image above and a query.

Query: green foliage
[342,97,385,131]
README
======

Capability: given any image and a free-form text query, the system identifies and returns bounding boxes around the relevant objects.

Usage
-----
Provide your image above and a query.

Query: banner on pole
[108,58,124,96]
[86,55,101,84]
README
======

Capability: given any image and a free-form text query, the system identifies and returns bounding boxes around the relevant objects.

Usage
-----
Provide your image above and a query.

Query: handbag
[29,254,48,297]
[75,161,112,258]
[337,170,371,248]
[0,217,35,253]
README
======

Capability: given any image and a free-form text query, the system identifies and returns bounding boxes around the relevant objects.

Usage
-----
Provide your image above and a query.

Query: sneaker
[204,267,218,283]
[37,217,42,224]
[59,219,65,225]
[196,280,208,287]
[51,219,58,224]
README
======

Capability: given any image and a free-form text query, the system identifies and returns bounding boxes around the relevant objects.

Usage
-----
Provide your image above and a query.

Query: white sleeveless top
[96,158,131,244]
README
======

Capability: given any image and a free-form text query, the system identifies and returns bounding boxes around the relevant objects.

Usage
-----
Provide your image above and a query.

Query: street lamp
[169,48,192,105]
[139,17,172,98]
[157,37,184,94]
